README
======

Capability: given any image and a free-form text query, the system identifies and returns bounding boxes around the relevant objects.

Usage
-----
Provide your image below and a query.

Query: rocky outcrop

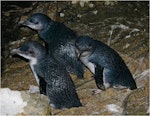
[0,88,50,115]
[1,1,149,115]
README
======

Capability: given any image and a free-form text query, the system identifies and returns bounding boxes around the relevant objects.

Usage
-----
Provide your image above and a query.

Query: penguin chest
[80,56,95,74]
[29,64,40,85]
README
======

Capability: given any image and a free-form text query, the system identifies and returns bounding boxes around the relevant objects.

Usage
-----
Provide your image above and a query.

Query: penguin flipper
[68,56,84,78]
[38,75,47,95]
[103,68,137,90]
[94,64,105,91]
[55,53,84,78]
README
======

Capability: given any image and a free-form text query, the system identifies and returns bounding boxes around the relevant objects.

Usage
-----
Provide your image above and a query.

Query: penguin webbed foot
[130,85,137,90]
[92,89,103,95]
[92,84,105,95]
[97,83,105,91]
[39,76,47,95]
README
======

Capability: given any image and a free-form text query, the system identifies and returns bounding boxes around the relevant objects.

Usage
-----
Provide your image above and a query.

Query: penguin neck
[29,55,47,85]
[39,22,55,41]
[39,22,76,44]
[79,49,94,58]
[29,58,38,66]
[29,52,47,66]
[29,58,40,85]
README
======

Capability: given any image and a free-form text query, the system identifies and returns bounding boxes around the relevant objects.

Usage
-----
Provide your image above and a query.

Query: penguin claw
[92,89,102,95]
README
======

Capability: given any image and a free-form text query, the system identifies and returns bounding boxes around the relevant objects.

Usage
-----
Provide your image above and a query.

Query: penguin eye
[29,50,33,54]
[29,51,33,54]
[29,19,34,23]
[28,47,34,54]
[88,44,93,50]
[34,21,39,24]
[88,44,92,47]
[88,44,93,48]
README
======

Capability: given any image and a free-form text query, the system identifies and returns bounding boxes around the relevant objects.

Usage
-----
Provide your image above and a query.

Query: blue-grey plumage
[11,41,82,109]
[18,13,84,78]
[75,36,137,91]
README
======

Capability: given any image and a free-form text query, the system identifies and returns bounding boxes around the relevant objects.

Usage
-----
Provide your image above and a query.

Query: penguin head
[11,41,47,65]
[75,36,95,58]
[18,13,52,32]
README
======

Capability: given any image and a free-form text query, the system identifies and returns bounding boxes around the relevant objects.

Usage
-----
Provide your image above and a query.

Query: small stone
[89,3,94,8]
[77,14,82,18]
[80,1,85,7]
[60,13,65,17]
[93,10,98,14]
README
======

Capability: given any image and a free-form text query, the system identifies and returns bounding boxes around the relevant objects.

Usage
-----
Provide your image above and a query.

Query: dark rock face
[1,1,149,115]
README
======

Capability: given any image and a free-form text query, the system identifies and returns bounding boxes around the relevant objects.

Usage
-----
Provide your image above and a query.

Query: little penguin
[18,13,84,78]
[75,36,137,93]
[11,41,82,109]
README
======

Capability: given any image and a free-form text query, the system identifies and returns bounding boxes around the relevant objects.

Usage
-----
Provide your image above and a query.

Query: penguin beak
[11,48,35,60]
[18,20,30,27]
[18,20,25,26]
[75,49,81,60]
[18,20,42,31]
[77,52,81,58]
[77,51,83,61]
[11,48,21,55]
